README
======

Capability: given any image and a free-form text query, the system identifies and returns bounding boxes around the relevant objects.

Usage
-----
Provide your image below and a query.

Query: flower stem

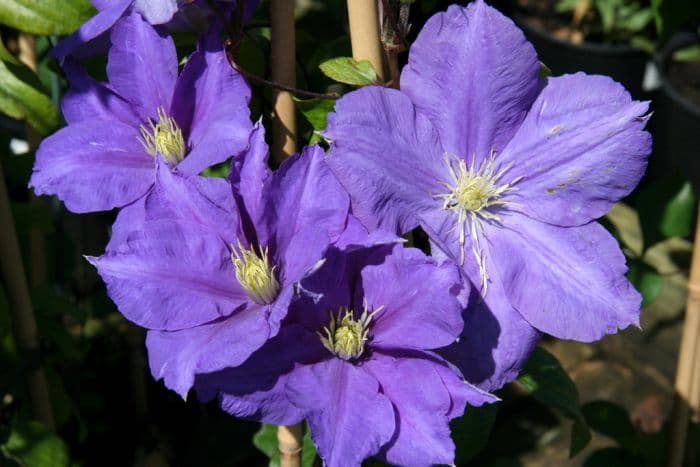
[278,423,303,467]
[667,205,700,467]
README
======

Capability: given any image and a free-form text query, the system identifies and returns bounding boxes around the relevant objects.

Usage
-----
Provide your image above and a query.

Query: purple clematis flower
[51,0,259,59]
[196,244,496,467]
[88,125,368,398]
[30,10,252,214]
[324,1,651,391]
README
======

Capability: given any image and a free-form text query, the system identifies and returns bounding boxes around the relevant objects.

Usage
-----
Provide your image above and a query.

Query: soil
[667,58,700,109]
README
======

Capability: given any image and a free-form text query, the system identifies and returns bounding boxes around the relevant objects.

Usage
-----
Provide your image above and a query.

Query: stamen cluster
[231,241,280,305]
[139,107,187,165]
[318,302,383,360]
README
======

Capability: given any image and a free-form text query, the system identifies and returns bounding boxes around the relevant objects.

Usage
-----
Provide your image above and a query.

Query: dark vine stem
[206,0,339,100]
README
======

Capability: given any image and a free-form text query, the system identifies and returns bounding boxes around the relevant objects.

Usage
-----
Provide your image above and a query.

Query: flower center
[435,151,521,293]
[318,301,383,360]
[139,106,187,165]
[230,241,280,305]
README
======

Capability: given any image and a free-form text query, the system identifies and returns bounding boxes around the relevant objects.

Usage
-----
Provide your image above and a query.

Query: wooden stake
[668,204,700,467]
[347,0,385,82]
[270,2,303,464]
[270,0,297,165]
[0,161,55,430]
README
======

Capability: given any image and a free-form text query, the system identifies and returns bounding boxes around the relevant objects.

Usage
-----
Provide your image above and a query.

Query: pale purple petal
[333,215,403,251]
[51,0,131,59]
[500,73,651,226]
[263,145,350,282]
[286,359,395,467]
[229,123,270,228]
[145,159,239,242]
[88,220,248,330]
[107,10,177,119]
[366,353,492,466]
[146,305,269,398]
[195,324,324,425]
[61,59,139,127]
[401,0,540,161]
[490,215,641,342]
[134,0,178,24]
[29,120,153,213]
[365,246,464,351]
[325,86,448,233]
[172,30,252,176]
[107,196,146,250]
[440,276,542,391]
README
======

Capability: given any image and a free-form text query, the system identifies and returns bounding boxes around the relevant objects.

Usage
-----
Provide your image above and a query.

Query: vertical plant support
[0,162,55,430]
[17,33,46,289]
[270,0,297,165]
[270,2,302,465]
[668,206,700,467]
[347,0,385,82]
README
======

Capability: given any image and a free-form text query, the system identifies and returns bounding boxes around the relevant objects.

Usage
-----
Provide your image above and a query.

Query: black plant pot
[512,12,649,99]
[653,33,700,188]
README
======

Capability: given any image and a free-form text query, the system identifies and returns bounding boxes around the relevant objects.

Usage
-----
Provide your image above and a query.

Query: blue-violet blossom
[196,244,496,467]
[324,1,651,391]
[30,10,252,214]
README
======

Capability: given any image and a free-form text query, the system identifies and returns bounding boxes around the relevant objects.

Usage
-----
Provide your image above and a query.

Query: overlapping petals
[31,11,252,213]
[325,0,651,390]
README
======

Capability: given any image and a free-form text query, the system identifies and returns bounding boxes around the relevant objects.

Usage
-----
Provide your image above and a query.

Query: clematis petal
[50,0,131,59]
[440,276,542,391]
[263,145,349,283]
[366,353,495,467]
[401,0,540,161]
[61,59,139,127]
[134,0,179,24]
[88,220,248,331]
[195,324,325,425]
[29,120,153,213]
[145,159,239,242]
[325,86,448,234]
[490,215,641,342]
[108,196,146,250]
[229,123,270,231]
[146,304,269,398]
[500,73,651,226]
[365,245,464,351]
[286,359,395,467]
[107,10,177,120]
[173,30,252,176]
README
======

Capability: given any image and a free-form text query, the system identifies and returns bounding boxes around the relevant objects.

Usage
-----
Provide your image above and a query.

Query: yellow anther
[231,241,280,305]
[139,106,187,165]
[318,301,383,360]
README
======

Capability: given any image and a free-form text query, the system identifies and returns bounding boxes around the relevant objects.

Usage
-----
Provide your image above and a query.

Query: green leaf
[319,57,378,86]
[538,62,552,78]
[636,177,696,249]
[0,40,60,135]
[673,44,700,62]
[451,403,498,463]
[253,424,317,467]
[627,260,663,307]
[581,401,636,449]
[295,97,335,132]
[0,0,94,35]
[571,417,592,458]
[3,421,70,467]
[516,347,591,457]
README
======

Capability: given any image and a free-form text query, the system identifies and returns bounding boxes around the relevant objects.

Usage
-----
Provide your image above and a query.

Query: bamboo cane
[347,0,385,82]
[667,204,700,467]
[270,2,303,465]
[0,161,55,430]
[270,0,297,165]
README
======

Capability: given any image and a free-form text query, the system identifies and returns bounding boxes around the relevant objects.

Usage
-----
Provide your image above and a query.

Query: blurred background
[1,0,700,465]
